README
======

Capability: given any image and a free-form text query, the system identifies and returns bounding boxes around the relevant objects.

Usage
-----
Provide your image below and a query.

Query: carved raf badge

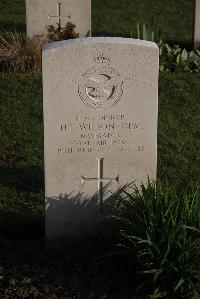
[78,54,124,110]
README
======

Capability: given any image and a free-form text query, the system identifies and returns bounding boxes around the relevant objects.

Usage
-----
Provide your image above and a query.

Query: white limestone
[194,0,200,48]
[42,37,159,247]
[26,0,91,38]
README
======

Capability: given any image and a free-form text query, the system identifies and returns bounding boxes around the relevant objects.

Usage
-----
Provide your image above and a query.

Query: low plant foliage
[47,21,79,41]
[159,42,200,73]
[132,23,156,42]
[0,32,47,73]
[133,24,200,73]
[0,23,199,74]
[0,21,79,73]
[113,181,200,298]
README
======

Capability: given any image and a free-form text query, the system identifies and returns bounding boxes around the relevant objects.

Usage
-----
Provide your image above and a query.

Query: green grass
[0,0,199,237]
[113,181,200,297]
[92,0,195,47]
[0,73,44,237]
[0,0,26,33]
[0,0,195,46]
[0,1,199,296]
[158,73,200,189]
[0,73,199,237]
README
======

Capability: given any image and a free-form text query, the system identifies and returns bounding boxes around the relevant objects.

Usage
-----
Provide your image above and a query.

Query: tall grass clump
[113,181,200,298]
[0,32,47,73]
[135,23,155,42]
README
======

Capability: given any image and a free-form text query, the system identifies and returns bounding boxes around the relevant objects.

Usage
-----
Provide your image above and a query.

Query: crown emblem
[93,54,110,65]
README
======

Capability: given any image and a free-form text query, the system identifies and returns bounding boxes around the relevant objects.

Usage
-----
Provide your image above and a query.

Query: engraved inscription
[48,2,70,27]
[82,158,119,212]
[78,55,123,110]
[57,114,145,155]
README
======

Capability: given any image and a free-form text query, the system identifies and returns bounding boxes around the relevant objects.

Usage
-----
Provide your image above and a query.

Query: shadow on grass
[0,210,44,238]
[0,189,138,297]
[45,188,117,253]
[0,164,43,193]
[0,164,44,238]
[0,22,26,33]
[44,190,139,295]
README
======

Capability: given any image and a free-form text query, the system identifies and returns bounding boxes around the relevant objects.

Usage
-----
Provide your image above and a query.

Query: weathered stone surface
[42,37,159,246]
[194,0,200,48]
[26,0,91,38]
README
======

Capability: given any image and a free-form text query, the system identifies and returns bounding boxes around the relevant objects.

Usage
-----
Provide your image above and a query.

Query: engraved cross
[48,2,70,27]
[82,158,119,213]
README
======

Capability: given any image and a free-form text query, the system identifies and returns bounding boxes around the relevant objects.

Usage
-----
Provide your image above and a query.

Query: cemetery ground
[0,72,200,298]
[0,0,195,46]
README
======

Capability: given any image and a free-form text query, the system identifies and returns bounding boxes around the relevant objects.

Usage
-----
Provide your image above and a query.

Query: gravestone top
[43,37,158,51]
[43,37,159,250]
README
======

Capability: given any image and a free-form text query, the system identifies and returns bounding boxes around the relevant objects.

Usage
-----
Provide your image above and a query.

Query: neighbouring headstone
[26,0,91,38]
[194,0,200,48]
[43,37,159,250]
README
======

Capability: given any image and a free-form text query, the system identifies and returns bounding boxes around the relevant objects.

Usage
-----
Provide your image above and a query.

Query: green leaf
[174,278,185,292]
[130,27,133,38]
[181,49,188,62]
[196,50,200,56]
[136,23,140,39]
[151,31,155,42]
[154,268,163,284]
[152,288,168,298]
[166,44,172,54]
[141,268,158,274]
[176,54,181,64]
[143,24,147,40]
[183,225,200,233]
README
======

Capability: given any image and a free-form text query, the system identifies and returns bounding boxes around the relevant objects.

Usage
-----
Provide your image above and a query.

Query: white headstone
[42,37,159,248]
[26,0,91,38]
[194,0,200,48]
